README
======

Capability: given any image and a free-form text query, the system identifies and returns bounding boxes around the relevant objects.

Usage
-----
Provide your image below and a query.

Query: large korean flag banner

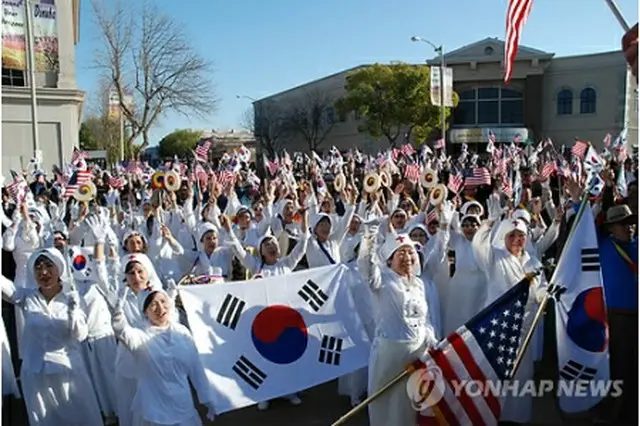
[553,205,609,413]
[180,264,371,413]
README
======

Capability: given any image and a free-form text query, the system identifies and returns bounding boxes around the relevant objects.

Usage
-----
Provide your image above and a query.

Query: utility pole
[24,0,40,157]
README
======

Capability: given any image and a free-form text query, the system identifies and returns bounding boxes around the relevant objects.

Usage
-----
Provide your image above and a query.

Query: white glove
[69,201,80,221]
[165,278,178,300]
[487,194,502,222]
[439,200,455,226]
[85,214,108,243]
[106,189,119,208]
[1,210,12,228]
[67,290,80,311]
[48,202,60,222]
[204,402,216,421]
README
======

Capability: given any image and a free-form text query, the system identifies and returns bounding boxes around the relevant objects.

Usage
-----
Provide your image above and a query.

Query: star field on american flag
[469,286,529,379]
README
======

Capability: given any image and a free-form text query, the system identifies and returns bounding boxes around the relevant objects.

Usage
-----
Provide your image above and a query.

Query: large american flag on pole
[504,0,534,85]
[419,276,532,426]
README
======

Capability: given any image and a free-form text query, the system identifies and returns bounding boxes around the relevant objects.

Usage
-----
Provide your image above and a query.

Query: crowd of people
[0,130,637,426]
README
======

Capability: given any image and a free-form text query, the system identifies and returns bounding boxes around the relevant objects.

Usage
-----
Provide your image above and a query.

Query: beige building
[255,37,638,155]
[2,0,85,179]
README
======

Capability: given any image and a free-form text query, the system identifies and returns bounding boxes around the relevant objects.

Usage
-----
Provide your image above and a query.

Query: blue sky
[75,0,638,146]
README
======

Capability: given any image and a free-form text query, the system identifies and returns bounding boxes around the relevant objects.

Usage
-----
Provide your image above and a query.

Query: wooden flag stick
[331,360,424,426]
[604,0,631,31]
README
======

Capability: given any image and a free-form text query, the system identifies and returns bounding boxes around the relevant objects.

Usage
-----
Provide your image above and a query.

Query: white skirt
[133,412,202,426]
[338,367,368,403]
[443,269,487,336]
[82,334,118,416]
[21,364,103,426]
[368,336,426,426]
[115,373,138,426]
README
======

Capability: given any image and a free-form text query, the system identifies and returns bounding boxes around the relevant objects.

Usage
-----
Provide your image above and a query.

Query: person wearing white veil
[187,223,233,279]
[111,287,216,425]
[0,248,103,425]
[1,313,20,400]
[359,229,439,426]
[471,192,547,425]
[112,253,178,426]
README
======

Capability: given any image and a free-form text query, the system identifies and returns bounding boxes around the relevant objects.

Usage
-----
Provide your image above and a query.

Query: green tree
[157,129,203,159]
[79,115,131,167]
[335,63,458,147]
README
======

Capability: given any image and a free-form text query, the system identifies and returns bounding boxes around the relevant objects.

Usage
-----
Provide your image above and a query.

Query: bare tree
[241,103,289,158]
[284,90,336,152]
[91,0,217,155]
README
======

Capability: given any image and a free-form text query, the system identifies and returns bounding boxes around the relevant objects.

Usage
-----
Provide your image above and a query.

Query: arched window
[556,89,573,115]
[580,88,596,114]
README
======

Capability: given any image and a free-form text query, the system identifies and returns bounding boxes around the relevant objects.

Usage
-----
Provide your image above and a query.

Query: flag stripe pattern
[504,0,533,84]
[233,356,267,390]
[464,168,492,187]
[195,139,212,161]
[424,277,531,425]
[580,248,600,272]
[318,335,343,366]
[298,280,328,312]
[216,294,246,330]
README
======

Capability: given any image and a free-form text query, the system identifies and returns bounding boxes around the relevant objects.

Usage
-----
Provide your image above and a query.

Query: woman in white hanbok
[112,252,178,426]
[471,193,547,425]
[359,229,440,426]
[1,314,20,399]
[1,248,103,426]
[442,213,488,336]
[112,287,215,426]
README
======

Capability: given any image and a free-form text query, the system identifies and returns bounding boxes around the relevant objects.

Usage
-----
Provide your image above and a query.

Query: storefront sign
[448,127,529,144]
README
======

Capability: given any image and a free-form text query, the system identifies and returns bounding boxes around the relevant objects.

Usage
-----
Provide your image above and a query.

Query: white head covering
[511,209,531,225]
[120,253,163,290]
[198,222,218,242]
[277,199,295,218]
[137,287,169,314]
[461,201,484,217]
[311,213,331,232]
[379,233,415,261]
[491,219,528,251]
[27,247,69,286]
[460,214,481,225]
[408,223,428,238]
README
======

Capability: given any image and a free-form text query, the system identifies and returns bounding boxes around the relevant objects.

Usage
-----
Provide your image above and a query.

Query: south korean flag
[179,265,371,414]
[552,205,610,413]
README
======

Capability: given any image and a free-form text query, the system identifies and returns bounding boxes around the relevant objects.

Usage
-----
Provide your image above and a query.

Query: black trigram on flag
[318,335,343,366]
[298,280,328,312]
[232,355,267,390]
[215,294,245,330]
[559,360,597,381]
[581,248,600,272]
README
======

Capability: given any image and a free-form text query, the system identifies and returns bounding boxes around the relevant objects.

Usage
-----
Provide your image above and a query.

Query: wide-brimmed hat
[605,205,636,225]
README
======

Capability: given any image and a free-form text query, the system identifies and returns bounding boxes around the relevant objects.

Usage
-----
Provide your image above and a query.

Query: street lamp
[236,94,257,102]
[411,36,446,148]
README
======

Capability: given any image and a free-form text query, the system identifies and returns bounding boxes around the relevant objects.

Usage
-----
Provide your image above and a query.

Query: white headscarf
[491,219,529,252]
[27,247,69,288]
[120,253,163,290]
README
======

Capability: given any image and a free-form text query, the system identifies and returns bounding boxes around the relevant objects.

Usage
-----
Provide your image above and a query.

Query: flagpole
[24,0,40,157]
[508,190,591,379]
[603,0,630,31]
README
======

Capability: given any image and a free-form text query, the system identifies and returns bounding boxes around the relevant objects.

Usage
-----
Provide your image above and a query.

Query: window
[354,110,362,120]
[580,88,596,114]
[326,106,335,125]
[452,87,524,126]
[557,89,573,115]
[2,68,25,87]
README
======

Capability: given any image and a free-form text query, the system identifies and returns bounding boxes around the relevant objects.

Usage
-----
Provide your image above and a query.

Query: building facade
[255,37,638,155]
[2,0,85,179]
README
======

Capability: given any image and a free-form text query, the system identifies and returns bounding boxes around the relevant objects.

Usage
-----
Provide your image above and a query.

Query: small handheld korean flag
[553,205,609,413]
[179,265,371,414]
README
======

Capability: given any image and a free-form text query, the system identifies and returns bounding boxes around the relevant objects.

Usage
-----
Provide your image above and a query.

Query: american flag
[571,140,588,159]
[447,171,463,194]
[504,0,533,85]
[421,276,531,425]
[195,139,212,162]
[404,163,421,183]
[71,147,88,163]
[109,176,124,188]
[64,170,92,198]
[502,178,513,197]
[463,168,492,188]
[194,164,208,183]
[6,172,28,203]
[126,161,143,175]
[540,161,557,180]
[217,170,236,186]
[426,208,438,224]
[401,143,416,157]
[434,139,445,150]
[493,157,507,178]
